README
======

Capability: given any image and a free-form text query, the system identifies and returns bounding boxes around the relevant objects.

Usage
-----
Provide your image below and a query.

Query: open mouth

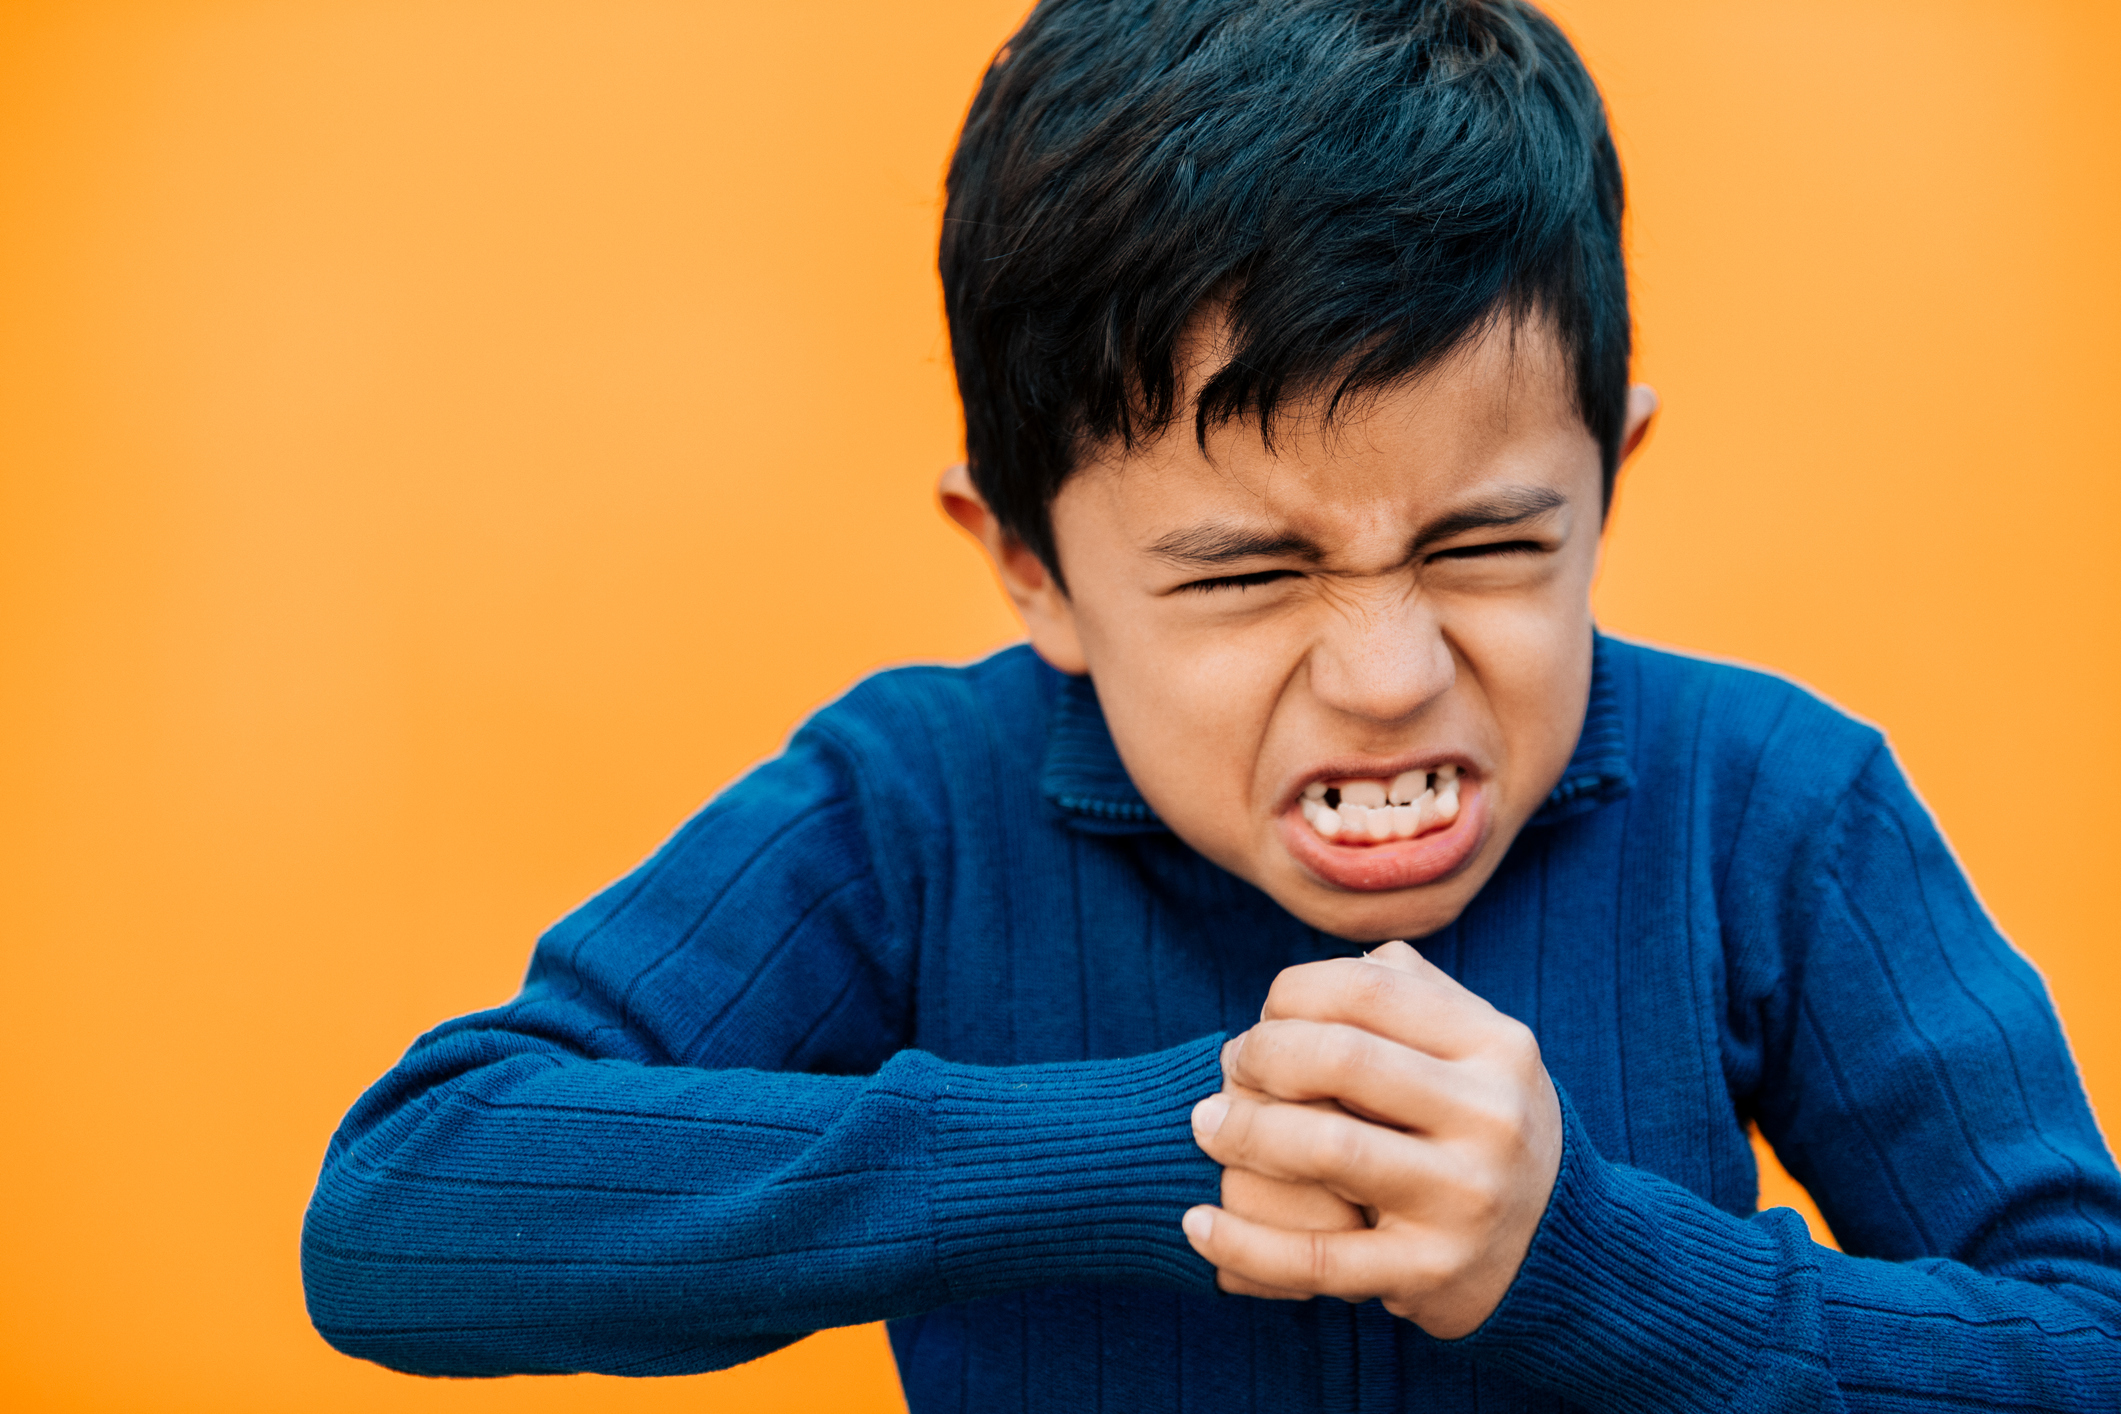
[1297,765,1461,844]
[1278,763,1487,893]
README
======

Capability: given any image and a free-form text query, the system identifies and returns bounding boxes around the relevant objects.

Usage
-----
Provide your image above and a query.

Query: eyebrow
[1409,485,1567,551]
[1146,525,1325,568]
[1145,484,1568,570]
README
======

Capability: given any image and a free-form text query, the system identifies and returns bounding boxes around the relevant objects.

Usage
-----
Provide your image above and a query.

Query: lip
[1275,771,1490,893]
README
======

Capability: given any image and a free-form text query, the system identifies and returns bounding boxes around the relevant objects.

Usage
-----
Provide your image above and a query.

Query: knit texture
[303,635,2121,1409]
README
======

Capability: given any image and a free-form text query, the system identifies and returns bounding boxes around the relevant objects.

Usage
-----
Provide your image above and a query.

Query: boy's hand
[1184,943,1561,1339]
[1211,1048,1368,1300]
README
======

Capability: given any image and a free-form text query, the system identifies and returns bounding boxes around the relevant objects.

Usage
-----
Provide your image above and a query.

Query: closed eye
[1175,568,1303,594]
[1426,539,1547,561]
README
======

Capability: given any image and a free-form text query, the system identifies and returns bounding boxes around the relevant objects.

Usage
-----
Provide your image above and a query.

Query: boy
[303,0,2121,1407]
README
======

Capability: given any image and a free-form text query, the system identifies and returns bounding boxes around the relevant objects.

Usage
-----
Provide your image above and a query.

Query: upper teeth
[1340,780,1387,809]
[1298,765,1460,844]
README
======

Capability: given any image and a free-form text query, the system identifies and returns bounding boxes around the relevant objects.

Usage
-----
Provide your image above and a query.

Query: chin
[1277,875,1485,945]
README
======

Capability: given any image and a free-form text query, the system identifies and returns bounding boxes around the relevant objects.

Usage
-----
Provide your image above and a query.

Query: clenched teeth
[1340,780,1388,809]
[1299,765,1461,845]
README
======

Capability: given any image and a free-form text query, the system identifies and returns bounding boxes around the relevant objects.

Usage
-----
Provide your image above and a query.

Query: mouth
[1276,763,1489,893]
[1298,765,1463,842]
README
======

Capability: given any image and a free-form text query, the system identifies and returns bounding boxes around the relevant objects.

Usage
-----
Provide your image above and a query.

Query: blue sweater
[303,636,2121,1410]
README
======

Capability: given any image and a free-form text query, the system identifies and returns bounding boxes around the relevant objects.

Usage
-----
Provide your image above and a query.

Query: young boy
[302,0,2121,1407]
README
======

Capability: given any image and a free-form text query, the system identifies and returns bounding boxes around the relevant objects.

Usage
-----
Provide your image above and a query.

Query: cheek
[1078,601,1308,821]
[1442,584,1594,790]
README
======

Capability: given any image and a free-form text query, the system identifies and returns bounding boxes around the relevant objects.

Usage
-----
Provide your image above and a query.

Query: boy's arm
[1191,740,2121,1411]
[300,729,1222,1378]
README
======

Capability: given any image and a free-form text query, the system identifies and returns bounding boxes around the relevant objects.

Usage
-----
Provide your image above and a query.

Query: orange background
[2,1,2115,1409]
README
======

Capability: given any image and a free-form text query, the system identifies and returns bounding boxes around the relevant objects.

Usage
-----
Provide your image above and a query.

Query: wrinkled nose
[1304,589,1455,724]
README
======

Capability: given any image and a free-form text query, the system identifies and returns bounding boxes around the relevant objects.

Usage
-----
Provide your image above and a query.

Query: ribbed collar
[1524,633,1635,828]
[1037,671,1166,835]
[1039,633,1633,835]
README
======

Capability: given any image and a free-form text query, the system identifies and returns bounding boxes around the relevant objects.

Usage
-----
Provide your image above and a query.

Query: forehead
[1061,318,1594,543]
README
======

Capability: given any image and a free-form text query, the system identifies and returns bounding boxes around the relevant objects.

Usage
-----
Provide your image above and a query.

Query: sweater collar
[1524,633,1635,828]
[1039,633,1633,835]
[1038,672,1166,834]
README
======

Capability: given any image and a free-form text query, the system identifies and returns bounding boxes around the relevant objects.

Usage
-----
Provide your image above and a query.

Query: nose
[1304,585,1455,725]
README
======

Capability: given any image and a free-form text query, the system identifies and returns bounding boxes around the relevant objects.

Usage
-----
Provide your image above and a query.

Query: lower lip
[1276,782,1491,893]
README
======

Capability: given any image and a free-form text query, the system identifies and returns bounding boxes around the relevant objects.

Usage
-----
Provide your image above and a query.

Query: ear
[938,463,1089,675]
[1598,383,1660,535]
[1619,383,1659,464]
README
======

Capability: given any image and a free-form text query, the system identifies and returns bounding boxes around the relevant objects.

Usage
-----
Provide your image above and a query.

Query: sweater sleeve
[299,724,1224,1378]
[1457,740,2121,1410]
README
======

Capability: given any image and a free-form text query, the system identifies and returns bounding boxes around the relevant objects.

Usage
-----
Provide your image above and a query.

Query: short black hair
[941,0,1630,578]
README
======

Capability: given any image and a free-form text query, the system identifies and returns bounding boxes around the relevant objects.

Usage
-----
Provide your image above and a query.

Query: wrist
[1447,1087,1786,1412]
[927,1037,1228,1300]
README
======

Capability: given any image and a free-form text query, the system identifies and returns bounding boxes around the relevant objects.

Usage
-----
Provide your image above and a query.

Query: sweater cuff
[928,1035,1226,1298]
[1456,1088,1783,1412]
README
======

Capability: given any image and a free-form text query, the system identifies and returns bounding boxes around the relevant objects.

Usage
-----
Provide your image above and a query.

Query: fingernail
[1192,1094,1230,1139]
[1182,1206,1216,1243]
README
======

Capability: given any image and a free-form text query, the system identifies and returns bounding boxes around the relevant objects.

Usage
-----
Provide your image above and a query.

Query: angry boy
[304,1,2121,1407]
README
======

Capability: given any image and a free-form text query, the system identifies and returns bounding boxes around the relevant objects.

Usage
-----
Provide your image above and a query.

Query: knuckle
[1431,1145,1511,1228]
[1497,1018,1543,1072]
[1304,1230,1337,1290]
[1469,1088,1530,1147]
[1322,1116,1370,1177]
[1348,959,1401,1009]
[1252,1016,1302,1056]
[1319,1024,1370,1088]
[1458,1168,1507,1228]
[1238,1022,1296,1089]
[1456,1065,1537,1148]
[1263,959,1335,1017]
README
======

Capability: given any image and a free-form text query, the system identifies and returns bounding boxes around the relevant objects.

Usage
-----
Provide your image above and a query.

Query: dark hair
[941,0,1630,578]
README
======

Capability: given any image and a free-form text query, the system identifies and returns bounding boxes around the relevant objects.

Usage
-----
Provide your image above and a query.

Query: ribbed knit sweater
[302,635,2121,1410]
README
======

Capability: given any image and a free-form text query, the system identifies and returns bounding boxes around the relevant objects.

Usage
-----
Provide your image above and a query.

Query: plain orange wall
[2,1,2114,1410]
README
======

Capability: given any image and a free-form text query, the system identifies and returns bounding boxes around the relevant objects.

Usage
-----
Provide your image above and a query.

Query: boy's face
[949,320,1654,942]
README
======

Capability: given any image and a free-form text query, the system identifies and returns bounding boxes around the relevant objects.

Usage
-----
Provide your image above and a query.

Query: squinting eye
[1427,539,1545,561]
[1178,568,1301,594]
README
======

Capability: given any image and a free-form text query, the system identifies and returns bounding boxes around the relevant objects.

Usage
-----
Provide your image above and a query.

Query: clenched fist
[1183,941,1562,1339]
